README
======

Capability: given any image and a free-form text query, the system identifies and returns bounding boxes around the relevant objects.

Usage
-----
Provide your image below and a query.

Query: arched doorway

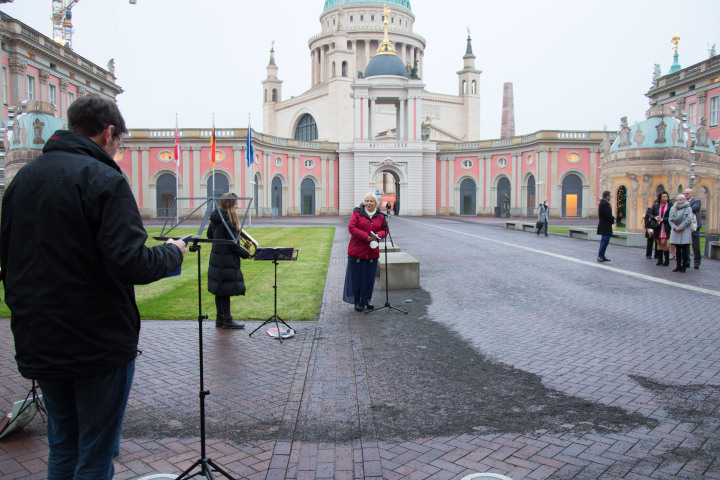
[271,176,283,217]
[156,173,176,218]
[616,185,627,228]
[527,175,536,216]
[207,173,229,200]
[460,178,476,215]
[496,177,511,217]
[301,177,316,215]
[562,174,582,217]
[374,170,400,216]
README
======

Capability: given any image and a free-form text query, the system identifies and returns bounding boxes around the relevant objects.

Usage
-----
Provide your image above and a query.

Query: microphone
[378,211,390,217]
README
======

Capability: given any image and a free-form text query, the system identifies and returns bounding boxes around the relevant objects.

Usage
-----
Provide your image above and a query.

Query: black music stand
[153,196,254,480]
[0,380,46,440]
[249,247,298,343]
[366,215,407,315]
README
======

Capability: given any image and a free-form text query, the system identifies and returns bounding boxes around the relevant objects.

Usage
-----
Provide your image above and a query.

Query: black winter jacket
[0,130,184,380]
[207,209,250,296]
[596,198,615,236]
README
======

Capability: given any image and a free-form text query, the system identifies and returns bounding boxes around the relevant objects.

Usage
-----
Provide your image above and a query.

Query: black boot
[656,253,664,266]
[663,250,670,266]
[222,315,245,329]
[215,316,224,328]
[672,254,681,272]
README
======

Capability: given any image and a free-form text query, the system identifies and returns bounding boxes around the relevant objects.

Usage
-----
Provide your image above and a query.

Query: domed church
[2,2,718,230]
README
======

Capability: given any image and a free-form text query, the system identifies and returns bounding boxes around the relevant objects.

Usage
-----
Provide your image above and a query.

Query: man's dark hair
[602,190,611,200]
[67,94,128,138]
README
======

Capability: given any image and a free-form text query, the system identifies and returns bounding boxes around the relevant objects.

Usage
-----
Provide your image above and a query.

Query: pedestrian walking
[596,191,615,262]
[537,200,549,236]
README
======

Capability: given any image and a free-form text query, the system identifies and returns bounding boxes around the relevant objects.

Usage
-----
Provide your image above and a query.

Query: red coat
[347,207,387,259]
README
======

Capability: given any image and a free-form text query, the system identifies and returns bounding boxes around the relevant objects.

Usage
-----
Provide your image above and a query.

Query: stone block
[377,252,420,290]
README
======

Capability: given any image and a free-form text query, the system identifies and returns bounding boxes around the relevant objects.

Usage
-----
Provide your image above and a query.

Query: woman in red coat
[343,193,387,311]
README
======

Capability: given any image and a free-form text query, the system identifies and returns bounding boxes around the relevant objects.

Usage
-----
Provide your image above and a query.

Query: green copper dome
[323,0,411,12]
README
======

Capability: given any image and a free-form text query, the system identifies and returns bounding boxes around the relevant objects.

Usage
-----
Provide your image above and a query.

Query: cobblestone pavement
[1,216,719,479]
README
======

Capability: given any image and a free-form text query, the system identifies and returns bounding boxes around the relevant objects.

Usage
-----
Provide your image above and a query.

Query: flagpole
[175,113,179,226]
[211,113,216,207]
[248,113,252,227]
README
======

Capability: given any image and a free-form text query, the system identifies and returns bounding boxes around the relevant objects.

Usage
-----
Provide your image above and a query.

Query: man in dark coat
[683,188,702,269]
[596,190,615,262]
[0,95,186,480]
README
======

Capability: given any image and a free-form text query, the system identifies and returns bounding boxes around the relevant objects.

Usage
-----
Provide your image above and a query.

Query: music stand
[154,196,253,480]
[249,247,299,343]
[0,380,46,440]
[366,215,408,315]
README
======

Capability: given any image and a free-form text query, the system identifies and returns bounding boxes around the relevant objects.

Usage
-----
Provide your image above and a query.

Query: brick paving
[1,215,719,479]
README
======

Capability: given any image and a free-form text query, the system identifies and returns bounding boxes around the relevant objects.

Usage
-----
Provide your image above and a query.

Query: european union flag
[246,123,254,168]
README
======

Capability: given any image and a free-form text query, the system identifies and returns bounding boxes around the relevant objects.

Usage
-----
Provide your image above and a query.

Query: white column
[398,97,406,141]
[369,97,376,141]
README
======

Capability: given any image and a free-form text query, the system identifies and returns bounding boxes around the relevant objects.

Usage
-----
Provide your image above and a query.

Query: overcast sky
[2,0,718,139]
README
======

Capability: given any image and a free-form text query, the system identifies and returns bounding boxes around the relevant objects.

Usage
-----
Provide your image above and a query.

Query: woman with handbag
[668,194,693,272]
[650,191,672,266]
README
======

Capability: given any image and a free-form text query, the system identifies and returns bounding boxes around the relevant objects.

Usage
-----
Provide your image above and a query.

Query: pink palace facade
[1,2,719,229]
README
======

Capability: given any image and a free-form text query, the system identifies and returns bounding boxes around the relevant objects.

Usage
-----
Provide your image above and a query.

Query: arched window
[272,88,277,102]
[342,61,348,77]
[471,80,476,94]
[207,173,229,199]
[294,114,318,141]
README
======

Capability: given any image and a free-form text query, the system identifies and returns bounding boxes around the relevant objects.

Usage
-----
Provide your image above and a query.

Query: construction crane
[51,0,78,49]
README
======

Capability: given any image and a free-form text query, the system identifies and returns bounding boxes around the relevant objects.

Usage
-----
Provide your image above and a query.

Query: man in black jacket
[0,95,187,480]
[596,191,615,262]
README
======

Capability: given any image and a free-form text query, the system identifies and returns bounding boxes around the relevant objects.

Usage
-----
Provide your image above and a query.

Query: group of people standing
[643,188,702,272]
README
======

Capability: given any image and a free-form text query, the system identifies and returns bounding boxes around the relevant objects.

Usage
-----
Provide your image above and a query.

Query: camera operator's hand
[166,238,187,257]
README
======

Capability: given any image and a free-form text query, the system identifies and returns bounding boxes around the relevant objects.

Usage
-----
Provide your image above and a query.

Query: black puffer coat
[207,209,251,296]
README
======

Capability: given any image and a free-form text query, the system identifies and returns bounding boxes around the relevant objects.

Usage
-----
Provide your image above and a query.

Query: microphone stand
[366,213,407,315]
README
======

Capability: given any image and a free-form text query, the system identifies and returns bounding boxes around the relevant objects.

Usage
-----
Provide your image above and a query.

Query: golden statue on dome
[672,34,680,54]
[377,4,397,55]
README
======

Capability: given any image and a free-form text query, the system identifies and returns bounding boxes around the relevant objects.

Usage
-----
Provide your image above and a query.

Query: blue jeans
[598,235,611,258]
[37,360,135,480]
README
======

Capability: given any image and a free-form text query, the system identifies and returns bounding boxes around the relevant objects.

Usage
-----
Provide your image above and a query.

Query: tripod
[366,215,407,315]
[249,248,297,343]
[0,380,46,440]
[176,241,236,480]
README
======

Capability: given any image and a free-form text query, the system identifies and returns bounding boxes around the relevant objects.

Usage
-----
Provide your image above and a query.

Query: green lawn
[0,227,335,321]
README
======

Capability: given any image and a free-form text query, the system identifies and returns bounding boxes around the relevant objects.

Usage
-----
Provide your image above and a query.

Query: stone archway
[496,177,511,217]
[460,177,476,215]
[301,177,316,215]
[156,172,176,218]
[272,176,283,217]
[562,174,583,217]
[374,169,400,216]
[616,185,627,228]
[526,175,536,217]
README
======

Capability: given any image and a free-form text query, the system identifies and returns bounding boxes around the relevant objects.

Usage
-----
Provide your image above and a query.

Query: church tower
[262,45,283,134]
[457,33,482,140]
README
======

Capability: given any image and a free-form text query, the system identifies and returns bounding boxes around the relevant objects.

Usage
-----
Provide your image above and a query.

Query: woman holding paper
[343,192,387,311]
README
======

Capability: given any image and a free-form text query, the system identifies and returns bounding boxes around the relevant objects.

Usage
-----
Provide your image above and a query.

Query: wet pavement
[1,215,719,479]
